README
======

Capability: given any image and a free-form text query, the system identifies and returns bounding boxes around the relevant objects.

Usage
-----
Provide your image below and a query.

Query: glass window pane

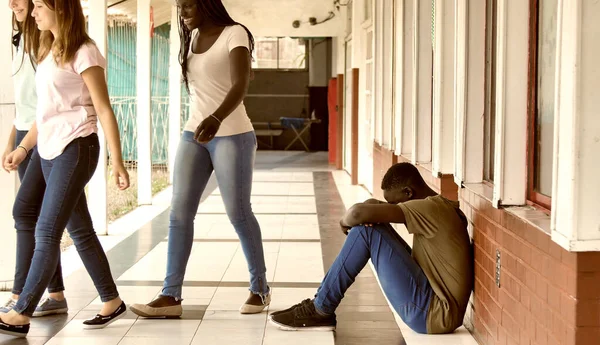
[484,0,497,182]
[534,0,557,197]
[252,37,278,69]
[277,37,306,69]
[366,31,373,60]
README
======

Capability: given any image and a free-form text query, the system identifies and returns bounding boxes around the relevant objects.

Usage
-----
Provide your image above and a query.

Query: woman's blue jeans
[162,131,268,298]
[12,134,119,316]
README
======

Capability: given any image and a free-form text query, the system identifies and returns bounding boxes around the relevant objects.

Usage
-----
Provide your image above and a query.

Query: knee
[12,199,37,226]
[169,203,195,226]
[225,203,253,227]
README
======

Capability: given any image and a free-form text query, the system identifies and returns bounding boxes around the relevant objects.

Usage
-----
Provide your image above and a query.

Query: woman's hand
[2,146,13,173]
[111,161,130,190]
[3,148,27,172]
[194,115,221,144]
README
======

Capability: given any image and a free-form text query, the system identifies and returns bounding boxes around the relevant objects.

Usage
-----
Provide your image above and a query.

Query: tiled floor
[0,151,478,345]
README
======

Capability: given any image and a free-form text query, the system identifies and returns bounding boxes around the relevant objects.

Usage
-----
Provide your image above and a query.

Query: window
[484,0,498,182]
[252,37,307,70]
[527,0,557,209]
[346,0,353,35]
[364,0,372,23]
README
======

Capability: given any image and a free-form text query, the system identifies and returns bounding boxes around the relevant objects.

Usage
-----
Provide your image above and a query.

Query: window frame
[252,37,308,71]
[526,0,552,211]
[483,0,498,184]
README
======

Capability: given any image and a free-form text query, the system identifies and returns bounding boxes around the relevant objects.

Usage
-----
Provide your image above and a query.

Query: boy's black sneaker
[268,299,336,331]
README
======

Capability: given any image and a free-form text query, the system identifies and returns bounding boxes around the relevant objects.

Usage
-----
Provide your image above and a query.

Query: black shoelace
[294,299,317,318]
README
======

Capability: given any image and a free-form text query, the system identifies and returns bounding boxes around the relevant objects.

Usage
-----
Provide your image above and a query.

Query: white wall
[0,6,18,288]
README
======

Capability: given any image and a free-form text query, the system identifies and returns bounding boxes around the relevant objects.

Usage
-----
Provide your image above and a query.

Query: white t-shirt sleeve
[226,25,250,53]
[73,43,106,74]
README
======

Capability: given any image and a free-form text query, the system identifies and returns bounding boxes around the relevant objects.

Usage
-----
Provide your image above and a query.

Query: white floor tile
[119,337,194,345]
[46,337,123,345]
[263,324,334,345]
[207,287,255,311]
[182,286,217,300]
[267,288,318,312]
[191,323,264,345]
[89,286,160,306]
[126,319,200,338]
[53,319,135,338]
[202,310,267,321]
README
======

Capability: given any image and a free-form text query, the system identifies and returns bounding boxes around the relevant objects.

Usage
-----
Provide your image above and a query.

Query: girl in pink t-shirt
[0,0,129,337]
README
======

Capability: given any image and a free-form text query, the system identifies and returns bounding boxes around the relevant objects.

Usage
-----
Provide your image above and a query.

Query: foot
[0,297,17,314]
[83,301,127,329]
[130,295,182,318]
[32,297,68,317]
[239,288,271,314]
[268,299,336,331]
[0,311,30,338]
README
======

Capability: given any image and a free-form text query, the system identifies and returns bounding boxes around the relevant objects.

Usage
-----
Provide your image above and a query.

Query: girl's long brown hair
[37,0,91,66]
[12,0,40,72]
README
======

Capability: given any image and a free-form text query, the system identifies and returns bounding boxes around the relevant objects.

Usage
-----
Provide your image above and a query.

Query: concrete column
[168,6,181,184]
[137,0,153,205]
[0,6,18,289]
[87,0,108,235]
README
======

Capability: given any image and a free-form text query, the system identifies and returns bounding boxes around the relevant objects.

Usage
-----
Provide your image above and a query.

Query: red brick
[566,270,578,297]
[561,294,577,325]
[548,241,563,261]
[553,264,571,293]
[531,247,544,273]
[501,309,520,340]
[547,284,561,312]
[561,250,578,271]
[497,327,508,345]
[520,331,532,345]
[577,299,600,327]
[551,312,567,343]
[535,275,549,303]
[525,269,537,292]
[518,240,533,266]
[505,213,528,241]
[575,327,600,345]
[565,326,576,345]
[524,224,539,247]
[534,228,550,254]
[577,271,600,299]
[577,252,600,272]
[503,251,517,276]
[521,287,533,311]
[547,334,560,345]
[541,255,553,282]
[535,322,549,345]
[515,260,528,285]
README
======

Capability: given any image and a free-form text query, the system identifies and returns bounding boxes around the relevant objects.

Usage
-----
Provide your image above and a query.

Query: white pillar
[0,6,18,288]
[411,0,433,164]
[137,0,153,205]
[168,6,181,184]
[431,0,455,176]
[551,0,600,251]
[87,0,108,235]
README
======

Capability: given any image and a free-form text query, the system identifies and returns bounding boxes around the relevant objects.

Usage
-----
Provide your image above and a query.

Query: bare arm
[15,122,38,152]
[211,47,251,122]
[81,66,123,164]
[4,126,16,153]
[81,66,129,189]
[342,203,407,228]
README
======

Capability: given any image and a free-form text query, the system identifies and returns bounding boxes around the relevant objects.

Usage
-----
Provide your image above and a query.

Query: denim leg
[12,135,118,316]
[162,132,214,299]
[313,224,432,334]
[12,148,64,295]
[208,131,268,295]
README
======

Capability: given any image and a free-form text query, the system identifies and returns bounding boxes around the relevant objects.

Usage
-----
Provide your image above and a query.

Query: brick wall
[460,188,600,345]
[372,143,457,201]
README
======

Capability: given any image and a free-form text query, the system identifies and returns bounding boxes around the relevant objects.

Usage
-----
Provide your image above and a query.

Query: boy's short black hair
[381,163,427,190]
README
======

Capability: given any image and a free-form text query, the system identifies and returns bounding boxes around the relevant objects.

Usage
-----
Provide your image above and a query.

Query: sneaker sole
[129,305,182,319]
[268,316,336,332]
[32,308,69,317]
[83,310,126,330]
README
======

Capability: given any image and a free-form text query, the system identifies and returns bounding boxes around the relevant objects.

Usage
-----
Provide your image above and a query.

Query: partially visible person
[269,163,474,334]
[1,0,67,318]
[0,0,131,337]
